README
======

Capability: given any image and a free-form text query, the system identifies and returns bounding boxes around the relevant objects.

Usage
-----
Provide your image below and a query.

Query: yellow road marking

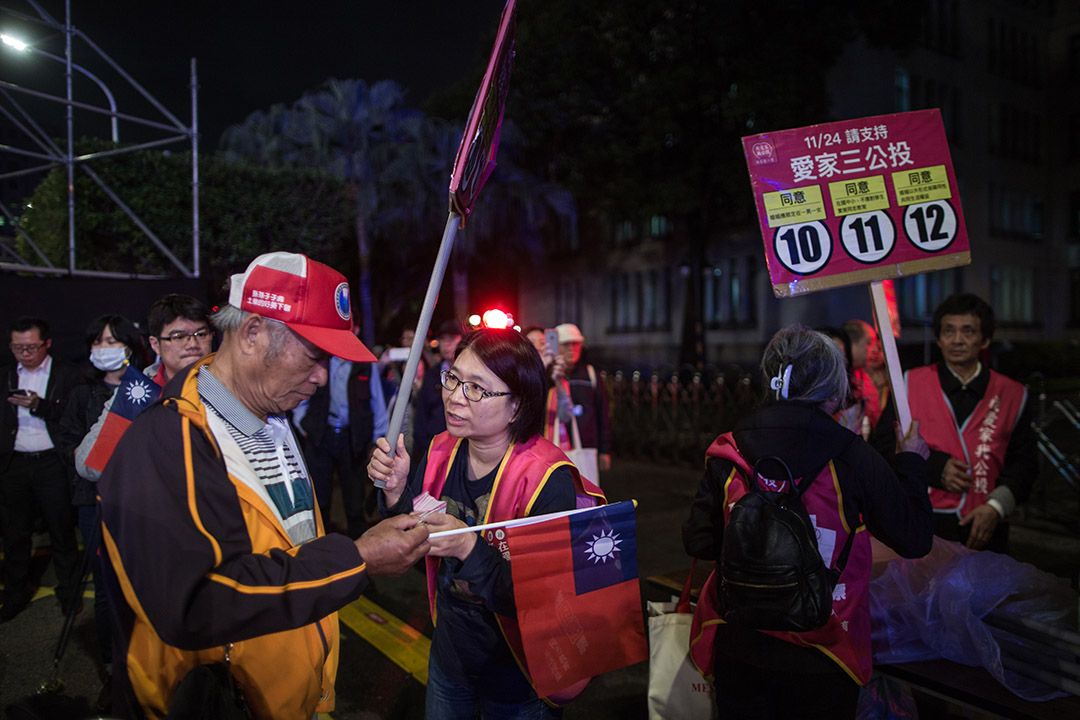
[338,595,430,685]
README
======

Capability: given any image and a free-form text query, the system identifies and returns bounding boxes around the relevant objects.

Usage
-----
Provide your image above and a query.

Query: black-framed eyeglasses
[9,343,45,354]
[157,329,212,343]
[440,370,512,402]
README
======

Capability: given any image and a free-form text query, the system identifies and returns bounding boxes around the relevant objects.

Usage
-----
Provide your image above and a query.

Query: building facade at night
[519,0,1080,373]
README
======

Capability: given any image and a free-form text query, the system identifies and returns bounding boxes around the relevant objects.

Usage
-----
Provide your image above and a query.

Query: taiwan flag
[506,500,648,697]
[84,365,161,472]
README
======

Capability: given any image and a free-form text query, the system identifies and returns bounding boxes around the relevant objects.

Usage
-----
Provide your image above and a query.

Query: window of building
[648,215,671,238]
[556,278,583,327]
[894,67,910,112]
[607,268,671,333]
[897,269,959,324]
[990,264,1035,325]
[703,255,756,328]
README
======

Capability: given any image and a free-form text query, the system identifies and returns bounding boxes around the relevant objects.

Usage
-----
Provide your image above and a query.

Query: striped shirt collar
[196,366,267,435]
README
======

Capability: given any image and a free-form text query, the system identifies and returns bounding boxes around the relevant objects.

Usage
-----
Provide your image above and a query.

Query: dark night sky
[0,1,507,149]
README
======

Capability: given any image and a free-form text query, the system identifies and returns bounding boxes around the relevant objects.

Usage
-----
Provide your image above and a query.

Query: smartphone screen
[545,329,559,357]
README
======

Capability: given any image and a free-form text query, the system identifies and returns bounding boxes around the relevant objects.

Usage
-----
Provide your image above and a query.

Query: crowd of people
[0,248,1038,719]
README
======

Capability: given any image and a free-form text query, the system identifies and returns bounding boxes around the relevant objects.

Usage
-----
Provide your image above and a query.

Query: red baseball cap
[227,252,375,362]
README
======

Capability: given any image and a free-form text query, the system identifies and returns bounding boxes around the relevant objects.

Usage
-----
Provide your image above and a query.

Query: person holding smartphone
[1,316,83,623]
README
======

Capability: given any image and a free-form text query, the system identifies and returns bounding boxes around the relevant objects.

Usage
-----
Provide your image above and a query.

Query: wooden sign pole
[869,280,911,432]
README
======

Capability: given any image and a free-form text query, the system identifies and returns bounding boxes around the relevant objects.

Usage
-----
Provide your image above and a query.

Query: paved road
[3,456,1079,719]
[0,458,703,719]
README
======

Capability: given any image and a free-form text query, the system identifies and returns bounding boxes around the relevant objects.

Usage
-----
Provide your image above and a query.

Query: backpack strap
[789,432,859,580]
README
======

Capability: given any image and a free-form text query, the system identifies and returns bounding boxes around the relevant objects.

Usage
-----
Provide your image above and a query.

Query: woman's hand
[895,420,930,460]
[367,434,411,507]
[423,512,477,562]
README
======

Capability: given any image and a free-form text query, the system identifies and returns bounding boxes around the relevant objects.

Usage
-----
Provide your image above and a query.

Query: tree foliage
[20,137,353,288]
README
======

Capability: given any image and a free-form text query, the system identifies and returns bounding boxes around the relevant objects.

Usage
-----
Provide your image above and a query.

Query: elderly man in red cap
[98,252,431,720]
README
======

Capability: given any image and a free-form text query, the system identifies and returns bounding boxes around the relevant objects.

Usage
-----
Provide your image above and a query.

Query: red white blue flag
[506,500,648,697]
[84,365,161,472]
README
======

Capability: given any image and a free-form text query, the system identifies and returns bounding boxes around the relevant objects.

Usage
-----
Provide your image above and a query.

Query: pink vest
[907,365,1026,518]
[421,432,605,703]
[543,382,572,451]
[690,433,874,685]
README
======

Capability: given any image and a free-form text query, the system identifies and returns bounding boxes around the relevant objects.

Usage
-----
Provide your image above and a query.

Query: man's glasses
[440,370,512,402]
[157,329,211,343]
[9,343,44,354]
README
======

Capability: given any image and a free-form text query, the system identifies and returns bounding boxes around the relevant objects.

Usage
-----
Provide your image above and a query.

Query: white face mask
[90,347,128,372]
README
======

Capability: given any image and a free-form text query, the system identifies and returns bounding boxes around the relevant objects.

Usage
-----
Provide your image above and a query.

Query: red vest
[690,433,874,685]
[421,432,605,703]
[543,382,573,451]
[906,365,1026,517]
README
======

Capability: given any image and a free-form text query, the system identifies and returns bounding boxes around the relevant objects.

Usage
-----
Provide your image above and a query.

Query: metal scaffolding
[0,0,199,279]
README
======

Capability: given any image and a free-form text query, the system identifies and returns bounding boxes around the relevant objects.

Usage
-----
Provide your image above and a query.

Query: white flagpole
[426,500,632,539]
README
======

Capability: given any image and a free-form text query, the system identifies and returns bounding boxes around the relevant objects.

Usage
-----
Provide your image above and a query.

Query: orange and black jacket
[98,355,369,720]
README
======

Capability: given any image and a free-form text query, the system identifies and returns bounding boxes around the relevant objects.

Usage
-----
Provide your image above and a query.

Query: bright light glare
[467,314,481,327]
[0,34,28,52]
[482,309,510,329]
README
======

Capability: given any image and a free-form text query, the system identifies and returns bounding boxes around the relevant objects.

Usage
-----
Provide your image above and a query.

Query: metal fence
[606,365,759,466]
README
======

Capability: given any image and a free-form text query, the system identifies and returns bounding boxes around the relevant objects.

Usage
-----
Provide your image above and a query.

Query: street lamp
[1,32,119,143]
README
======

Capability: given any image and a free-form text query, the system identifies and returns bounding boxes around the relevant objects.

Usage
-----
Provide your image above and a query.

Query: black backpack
[718,448,855,632]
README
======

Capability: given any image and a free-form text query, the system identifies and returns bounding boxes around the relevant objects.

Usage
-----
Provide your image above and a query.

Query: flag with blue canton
[85,365,161,472]
[569,499,639,595]
[506,500,647,697]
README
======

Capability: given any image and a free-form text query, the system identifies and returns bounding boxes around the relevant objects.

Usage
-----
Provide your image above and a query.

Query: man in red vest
[906,293,1035,552]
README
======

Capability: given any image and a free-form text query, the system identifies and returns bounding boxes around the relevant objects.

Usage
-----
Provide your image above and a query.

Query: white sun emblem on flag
[583,528,622,564]
[126,380,153,405]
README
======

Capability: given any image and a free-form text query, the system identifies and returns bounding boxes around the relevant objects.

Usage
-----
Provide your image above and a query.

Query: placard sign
[448,0,517,222]
[743,109,970,298]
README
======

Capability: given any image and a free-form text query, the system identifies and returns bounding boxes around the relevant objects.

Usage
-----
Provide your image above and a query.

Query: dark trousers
[306,428,368,539]
[0,452,79,607]
[713,657,861,719]
[77,503,111,665]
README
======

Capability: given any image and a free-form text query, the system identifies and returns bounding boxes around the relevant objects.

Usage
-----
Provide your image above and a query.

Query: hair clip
[770,364,792,400]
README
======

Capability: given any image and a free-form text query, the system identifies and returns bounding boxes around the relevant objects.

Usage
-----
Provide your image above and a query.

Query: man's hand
[7,390,39,411]
[959,505,1000,550]
[551,355,566,381]
[599,453,612,472]
[941,456,971,493]
[353,514,430,576]
[423,512,477,562]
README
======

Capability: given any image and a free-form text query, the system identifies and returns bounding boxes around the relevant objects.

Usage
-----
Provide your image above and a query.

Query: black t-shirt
[386,439,576,700]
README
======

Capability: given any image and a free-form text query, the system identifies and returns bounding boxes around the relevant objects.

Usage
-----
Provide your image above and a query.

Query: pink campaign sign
[743,109,970,298]
[449,0,517,222]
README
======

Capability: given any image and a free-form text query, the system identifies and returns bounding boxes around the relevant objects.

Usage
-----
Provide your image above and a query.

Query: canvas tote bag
[556,413,600,487]
[647,562,718,719]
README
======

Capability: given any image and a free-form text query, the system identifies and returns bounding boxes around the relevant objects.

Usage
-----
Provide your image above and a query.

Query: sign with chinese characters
[743,109,970,297]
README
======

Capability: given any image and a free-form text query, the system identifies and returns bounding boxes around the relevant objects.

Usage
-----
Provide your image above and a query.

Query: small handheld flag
[84,365,161,473]
[505,500,648,697]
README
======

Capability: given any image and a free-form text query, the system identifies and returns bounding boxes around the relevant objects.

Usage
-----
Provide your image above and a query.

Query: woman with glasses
[368,328,604,719]
[56,313,147,711]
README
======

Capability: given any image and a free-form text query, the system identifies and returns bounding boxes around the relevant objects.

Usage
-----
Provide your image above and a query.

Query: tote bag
[556,414,601,488]
[647,563,717,720]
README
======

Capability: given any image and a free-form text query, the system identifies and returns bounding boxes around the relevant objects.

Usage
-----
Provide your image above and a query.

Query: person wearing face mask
[56,313,147,710]
[74,294,213,482]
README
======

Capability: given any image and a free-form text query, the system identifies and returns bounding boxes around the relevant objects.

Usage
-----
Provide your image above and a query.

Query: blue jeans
[425,655,563,720]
